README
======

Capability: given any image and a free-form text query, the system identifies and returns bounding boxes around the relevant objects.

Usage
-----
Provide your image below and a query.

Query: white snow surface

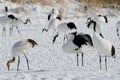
[0,1,120,80]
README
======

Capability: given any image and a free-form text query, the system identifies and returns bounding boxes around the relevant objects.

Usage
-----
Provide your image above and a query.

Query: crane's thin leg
[2,26,6,37]
[9,26,13,37]
[11,26,13,36]
[105,55,107,71]
[23,53,29,70]
[2,26,4,37]
[81,53,84,66]
[77,53,79,66]
[99,55,102,70]
[16,26,22,37]
[9,26,11,37]
[17,55,20,71]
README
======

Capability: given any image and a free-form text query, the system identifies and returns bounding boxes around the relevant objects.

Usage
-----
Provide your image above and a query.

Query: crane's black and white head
[87,15,108,24]
[48,8,59,21]
[87,17,92,23]
[48,9,54,21]
[52,8,58,15]
[87,19,96,31]
[86,19,104,38]
[27,39,38,48]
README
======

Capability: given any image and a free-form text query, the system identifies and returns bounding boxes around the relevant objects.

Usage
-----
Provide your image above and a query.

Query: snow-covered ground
[0,1,120,80]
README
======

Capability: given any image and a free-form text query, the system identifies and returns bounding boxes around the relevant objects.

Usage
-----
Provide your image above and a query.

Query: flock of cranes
[0,7,37,71]
[0,7,31,37]
[0,6,119,71]
[42,8,116,71]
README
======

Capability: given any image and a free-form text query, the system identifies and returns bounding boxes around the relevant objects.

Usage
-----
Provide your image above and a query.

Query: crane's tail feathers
[111,46,116,58]
[85,34,93,47]
[2,26,6,37]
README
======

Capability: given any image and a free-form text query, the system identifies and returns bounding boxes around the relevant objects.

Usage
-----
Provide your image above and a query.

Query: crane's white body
[57,23,69,33]
[0,14,13,25]
[56,23,76,34]
[93,32,112,56]
[7,39,37,71]
[62,32,92,54]
[62,40,83,54]
[88,19,113,56]
[12,39,33,57]
[8,17,31,36]
[53,21,77,44]
[62,33,78,53]
[62,31,93,66]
